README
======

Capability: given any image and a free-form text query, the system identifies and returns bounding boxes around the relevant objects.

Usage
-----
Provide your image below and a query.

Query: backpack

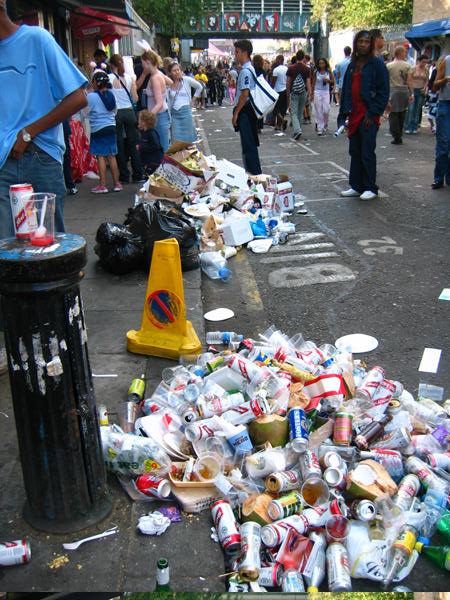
[291,72,306,94]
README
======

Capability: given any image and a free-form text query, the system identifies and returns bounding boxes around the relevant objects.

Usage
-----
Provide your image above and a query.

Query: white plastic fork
[62,526,118,550]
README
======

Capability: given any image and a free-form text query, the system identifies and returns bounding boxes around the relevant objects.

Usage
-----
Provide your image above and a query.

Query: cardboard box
[215,159,249,191]
[220,217,254,246]
[276,181,294,212]
[254,191,275,210]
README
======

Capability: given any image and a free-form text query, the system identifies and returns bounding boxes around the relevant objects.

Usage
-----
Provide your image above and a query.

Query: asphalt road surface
[197,100,449,592]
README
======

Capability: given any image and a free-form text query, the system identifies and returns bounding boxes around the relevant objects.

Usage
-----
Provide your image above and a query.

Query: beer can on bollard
[238,521,261,581]
[211,499,241,555]
[300,449,322,480]
[257,563,283,587]
[288,407,309,452]
[261,514,310,547]
[350,499,377,521]
[393,474,421,511]
[265,467,302,493]
[333,412,353,446]
[268,491,304,520]
[9,184,35,239]
[0,539,31,566]
[326,542,352,592]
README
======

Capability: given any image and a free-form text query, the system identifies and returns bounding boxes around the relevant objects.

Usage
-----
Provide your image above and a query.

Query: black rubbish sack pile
[95,201,199,275]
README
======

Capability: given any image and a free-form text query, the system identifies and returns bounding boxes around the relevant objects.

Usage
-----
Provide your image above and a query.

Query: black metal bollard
[0,234,111,533]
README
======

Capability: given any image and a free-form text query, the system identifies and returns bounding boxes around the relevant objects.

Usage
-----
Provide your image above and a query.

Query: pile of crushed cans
[99,326,450,593]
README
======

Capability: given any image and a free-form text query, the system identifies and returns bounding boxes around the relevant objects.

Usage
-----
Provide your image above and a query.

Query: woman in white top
[311,57,335,135]
[108,54,143,183]
[167,62,203,143]
[136,50,171,152]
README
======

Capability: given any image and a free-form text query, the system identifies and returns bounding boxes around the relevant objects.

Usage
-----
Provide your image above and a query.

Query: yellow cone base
[127,320,201,360]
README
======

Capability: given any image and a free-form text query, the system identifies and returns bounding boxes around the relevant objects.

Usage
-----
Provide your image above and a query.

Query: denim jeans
[405,88,425,132]
[434,100,450,184]
[290,91,307,135]
[349,119,379,194]
[237,108,262,175]
[155,110,170,153]
[0,143,66,239]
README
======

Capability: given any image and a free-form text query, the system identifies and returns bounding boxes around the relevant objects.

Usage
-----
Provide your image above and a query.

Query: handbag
[248,68,279,119]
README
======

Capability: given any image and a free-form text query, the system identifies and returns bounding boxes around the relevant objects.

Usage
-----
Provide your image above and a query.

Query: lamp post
[303,18,310,54]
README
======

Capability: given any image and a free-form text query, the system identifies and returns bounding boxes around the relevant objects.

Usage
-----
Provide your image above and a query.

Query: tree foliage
[134,0,214,35]
[312,0,413,29]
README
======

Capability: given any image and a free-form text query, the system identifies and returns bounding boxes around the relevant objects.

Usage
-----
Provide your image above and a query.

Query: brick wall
[413,0,450,23]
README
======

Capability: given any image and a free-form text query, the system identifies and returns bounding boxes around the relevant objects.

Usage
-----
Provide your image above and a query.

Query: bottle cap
[415,540,425,553]
[218,267,232,281]
[307,587,319,592]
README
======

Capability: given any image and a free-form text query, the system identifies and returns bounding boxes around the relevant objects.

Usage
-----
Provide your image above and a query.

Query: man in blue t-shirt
[0,1,88,239]
[335,46,352,105]
[231,39,262,175]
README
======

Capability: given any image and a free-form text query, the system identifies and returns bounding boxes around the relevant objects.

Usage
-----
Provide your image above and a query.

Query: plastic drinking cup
[25,193,56,246]
[325,515,350,542]
[301,476,330,507]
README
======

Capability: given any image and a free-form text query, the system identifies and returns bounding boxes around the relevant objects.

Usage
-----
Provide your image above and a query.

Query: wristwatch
[22,129,32,143]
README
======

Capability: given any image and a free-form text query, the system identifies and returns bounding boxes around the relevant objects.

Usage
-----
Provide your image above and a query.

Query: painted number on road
[357,236,404,256]
[268,263,356,288]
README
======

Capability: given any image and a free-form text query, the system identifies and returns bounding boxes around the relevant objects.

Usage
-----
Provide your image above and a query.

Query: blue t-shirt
[235,60,256,105]
[0,25,87,169]
[336,56,351,88]
[87,92,116,133]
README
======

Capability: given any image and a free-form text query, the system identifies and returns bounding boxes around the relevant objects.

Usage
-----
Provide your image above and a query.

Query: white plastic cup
[193,452,223,481]
[25,193,56,246]
[301,476,330,507]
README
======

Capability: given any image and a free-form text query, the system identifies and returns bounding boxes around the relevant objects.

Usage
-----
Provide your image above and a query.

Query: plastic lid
[415,541,425,553]
[218,267,232,281]
[307,587,319,592]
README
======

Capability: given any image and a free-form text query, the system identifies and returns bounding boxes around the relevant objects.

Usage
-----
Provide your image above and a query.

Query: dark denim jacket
[338,56,390,126]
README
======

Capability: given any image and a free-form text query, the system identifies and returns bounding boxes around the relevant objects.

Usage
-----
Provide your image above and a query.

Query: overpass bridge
[181,0,319,39]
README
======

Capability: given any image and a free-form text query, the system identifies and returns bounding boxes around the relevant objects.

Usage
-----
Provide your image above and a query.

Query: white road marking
[270,241,335,252]
[260,252,339,264]
[268,263,357,288]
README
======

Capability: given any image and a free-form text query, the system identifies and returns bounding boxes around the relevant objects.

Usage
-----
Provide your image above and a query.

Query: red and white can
[211,499,241,555]
[135,474,171,499]
[9,184,35,239]
[228,355,260,382]
[356,366,385,401]
[300,449,322,480]
[393,474,421,511]
[261,514,309,547]
[427,452,450,471]
[265,467,302,493]
[0,539,31,566]
[257,563,283,587]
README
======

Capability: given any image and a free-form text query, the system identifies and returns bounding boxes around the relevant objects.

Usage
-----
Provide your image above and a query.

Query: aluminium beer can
[326,542,352,592]
[0,539,31,566]
[238,521,261,581]
[9,183,35,239]
[211,499,241,555]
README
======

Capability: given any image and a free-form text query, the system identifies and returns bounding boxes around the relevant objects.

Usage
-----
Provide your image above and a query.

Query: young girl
[87,71,121,193]
[312,58,335,135]
[137,110,163,176]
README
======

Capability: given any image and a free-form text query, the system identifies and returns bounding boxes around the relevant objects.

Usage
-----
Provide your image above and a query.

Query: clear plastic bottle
[206,331,244,345]
[199,252,232,281]
[381,523,419,589]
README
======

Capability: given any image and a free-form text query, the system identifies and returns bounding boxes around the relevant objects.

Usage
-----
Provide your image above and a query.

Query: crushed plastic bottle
[199,251,232,281]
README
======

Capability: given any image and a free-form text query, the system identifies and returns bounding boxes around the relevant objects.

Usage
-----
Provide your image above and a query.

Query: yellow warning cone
[127,238,202,360]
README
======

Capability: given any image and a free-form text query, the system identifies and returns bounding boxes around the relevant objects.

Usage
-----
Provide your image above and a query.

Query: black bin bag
[94,223,145,275]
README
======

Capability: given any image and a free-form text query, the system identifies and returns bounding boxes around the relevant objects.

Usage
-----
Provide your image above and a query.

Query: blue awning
[405,18,450,48]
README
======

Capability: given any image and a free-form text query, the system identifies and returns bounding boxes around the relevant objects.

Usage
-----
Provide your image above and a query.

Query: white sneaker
[340,188,360,197]
[0,347,7,375]
[360,190,378,200]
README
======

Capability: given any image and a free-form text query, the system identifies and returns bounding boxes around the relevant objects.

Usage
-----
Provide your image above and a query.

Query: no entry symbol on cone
[146,289,182,329]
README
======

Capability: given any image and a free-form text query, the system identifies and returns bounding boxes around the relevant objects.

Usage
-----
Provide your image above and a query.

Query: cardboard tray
[169,462,216,489]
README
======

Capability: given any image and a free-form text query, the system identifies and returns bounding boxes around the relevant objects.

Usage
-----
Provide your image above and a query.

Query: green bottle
[437,512,450,543]
[415,543,450,571]
[155,557,171,591]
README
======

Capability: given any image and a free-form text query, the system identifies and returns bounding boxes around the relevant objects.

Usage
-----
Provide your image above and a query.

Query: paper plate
[204,308,235,322]
[335,333,379,353]
[184,204,210,219]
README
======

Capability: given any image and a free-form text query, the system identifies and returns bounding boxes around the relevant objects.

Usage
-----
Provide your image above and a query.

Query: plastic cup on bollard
[301,477,330,507]
[325,515,351,543]
[26,193,56,246]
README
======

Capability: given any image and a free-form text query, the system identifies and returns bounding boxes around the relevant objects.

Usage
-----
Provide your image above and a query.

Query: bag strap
[114,73,134,106]
[249,68,278,102]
